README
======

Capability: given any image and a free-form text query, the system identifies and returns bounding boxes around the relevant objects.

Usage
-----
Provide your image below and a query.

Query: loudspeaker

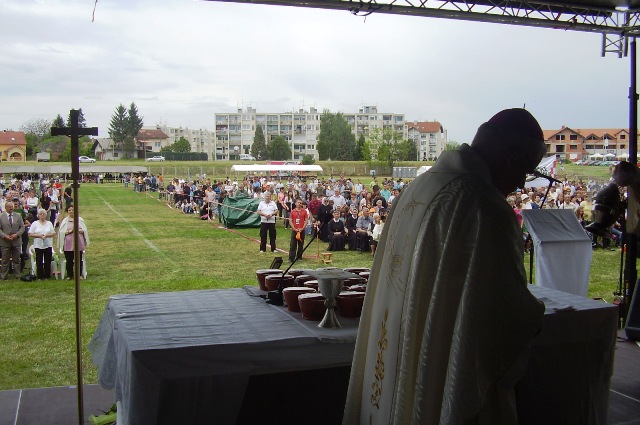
[625,284,640,341]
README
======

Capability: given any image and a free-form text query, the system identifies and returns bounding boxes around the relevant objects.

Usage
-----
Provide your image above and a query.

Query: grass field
[0,164,624,390]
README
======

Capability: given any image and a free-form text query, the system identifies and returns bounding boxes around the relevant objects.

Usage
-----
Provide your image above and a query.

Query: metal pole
[624,37,638,327]
[70,110,84,425]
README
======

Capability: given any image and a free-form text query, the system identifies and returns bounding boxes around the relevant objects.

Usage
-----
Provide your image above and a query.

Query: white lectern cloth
[522,209,592,297]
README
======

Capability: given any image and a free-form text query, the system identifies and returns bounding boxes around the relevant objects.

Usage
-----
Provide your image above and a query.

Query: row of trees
[108,103,144,159]
[316,111,418,169]
[250,126,292,160]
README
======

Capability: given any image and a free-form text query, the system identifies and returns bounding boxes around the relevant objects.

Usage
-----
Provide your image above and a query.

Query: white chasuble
[344,145,544,425]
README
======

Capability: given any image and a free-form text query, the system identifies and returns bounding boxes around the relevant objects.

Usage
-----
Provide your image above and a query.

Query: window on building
[555,135,565,140]
[621,135,626,139]
[585,144,594,149]
[556,145,565,153]
[569,145,578,150]
[570,134,578,140]
[621,144,626,149]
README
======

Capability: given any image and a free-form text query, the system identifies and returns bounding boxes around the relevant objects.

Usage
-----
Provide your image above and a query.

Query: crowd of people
[131,168,615,262]
[0,175,89,280]
[507,179,620,250]
[138,173,406,262]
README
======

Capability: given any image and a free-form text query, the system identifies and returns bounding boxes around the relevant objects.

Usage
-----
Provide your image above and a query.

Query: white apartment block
[343,105,408,141]
[151,125,215,157]
[407,121,448,161]
[213,105,411,161]
[214,107,321,161]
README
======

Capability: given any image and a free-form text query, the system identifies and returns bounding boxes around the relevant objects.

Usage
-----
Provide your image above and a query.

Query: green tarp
[221,192,261,228]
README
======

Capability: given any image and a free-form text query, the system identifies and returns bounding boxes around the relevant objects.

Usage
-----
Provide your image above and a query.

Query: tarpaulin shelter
[221,192,261,228]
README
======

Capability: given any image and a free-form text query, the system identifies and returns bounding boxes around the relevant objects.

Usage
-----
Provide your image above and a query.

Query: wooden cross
[50,109,97,425]
[51,109,98,179]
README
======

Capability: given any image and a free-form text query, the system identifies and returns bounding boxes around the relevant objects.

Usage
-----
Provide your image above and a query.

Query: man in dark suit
[0,201,25,279]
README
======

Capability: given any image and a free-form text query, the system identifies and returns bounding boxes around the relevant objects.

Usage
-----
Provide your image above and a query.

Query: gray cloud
[0,0,631,142]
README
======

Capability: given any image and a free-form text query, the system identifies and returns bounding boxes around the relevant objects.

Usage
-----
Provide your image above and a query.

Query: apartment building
[214,107,321,161]
[342,105,408,141]
[152,125,215,157]
[213,105,410,161]
[544,126,633,161]
[407,121,448,161]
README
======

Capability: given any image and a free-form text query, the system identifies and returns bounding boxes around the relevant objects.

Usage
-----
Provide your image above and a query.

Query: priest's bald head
[471,108,547,196]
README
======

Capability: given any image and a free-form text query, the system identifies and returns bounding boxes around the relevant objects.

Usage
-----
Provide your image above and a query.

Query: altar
[88,285,617,425]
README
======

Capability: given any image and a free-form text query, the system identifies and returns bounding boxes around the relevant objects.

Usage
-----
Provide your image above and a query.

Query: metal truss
[208,0,640,36]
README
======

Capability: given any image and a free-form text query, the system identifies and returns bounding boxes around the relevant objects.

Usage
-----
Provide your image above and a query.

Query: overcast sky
[0,0,632,143]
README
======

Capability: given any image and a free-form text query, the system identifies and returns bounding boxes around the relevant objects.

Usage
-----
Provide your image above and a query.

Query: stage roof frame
[207,0,640,54]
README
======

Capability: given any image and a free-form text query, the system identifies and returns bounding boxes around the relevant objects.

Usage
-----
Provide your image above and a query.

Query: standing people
[344,108,547,425]
[0,202,25,279]
[28,209,55,279]
[57,205,90,280]
[257,192,278,253]
[288,198,309,263]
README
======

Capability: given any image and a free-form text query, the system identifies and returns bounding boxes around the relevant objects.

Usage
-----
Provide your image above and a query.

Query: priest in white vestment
[344,109,548,425]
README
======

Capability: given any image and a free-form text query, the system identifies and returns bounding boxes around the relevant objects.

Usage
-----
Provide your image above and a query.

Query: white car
[79,156,96,163]
[147,156,165,162]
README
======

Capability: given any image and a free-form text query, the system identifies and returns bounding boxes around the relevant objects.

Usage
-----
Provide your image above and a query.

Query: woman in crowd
[29,209,55,279]
[327,210,347,251]
[57,205,90,280]
[370,212,385,256]
[25,190,39,217]
[283,190,295,229]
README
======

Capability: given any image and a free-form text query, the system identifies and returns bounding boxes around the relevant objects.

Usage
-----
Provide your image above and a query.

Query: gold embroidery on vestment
[370,308,389,409]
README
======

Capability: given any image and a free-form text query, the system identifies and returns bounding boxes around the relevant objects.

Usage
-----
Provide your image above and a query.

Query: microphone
[531,170,562,185]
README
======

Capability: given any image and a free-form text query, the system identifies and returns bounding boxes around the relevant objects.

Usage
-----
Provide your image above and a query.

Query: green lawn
[0,169,623,390]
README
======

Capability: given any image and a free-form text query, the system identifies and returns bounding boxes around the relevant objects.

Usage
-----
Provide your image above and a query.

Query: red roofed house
[544,126,634,161]
[407,121,447,161]
[136,128,170,159]
[0,130,27,162]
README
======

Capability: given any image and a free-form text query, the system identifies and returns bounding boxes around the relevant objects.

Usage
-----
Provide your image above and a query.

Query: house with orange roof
[544,126,634,161]
[0,130,27,162]
[407,121,447,161]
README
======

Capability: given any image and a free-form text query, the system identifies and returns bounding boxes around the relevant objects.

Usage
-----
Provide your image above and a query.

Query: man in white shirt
[330,192,346,211]
[257,192,278,253]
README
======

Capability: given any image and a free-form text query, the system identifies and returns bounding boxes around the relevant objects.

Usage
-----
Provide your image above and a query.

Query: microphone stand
[266,230,319,306]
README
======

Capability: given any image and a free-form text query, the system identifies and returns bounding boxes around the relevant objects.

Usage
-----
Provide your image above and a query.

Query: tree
[58,135,93,162]
[169,137,191,153]
[445,141,460,151]
[67,108,86,128]
[108,104,128,156]
[366,127,406,170]
[356,134,366,160]
[251,125,269,160]
[317,111,356,160]
[395,139,418,161]
[127,102,144,159]
[20,118,51,144]
[52,115,66,128]
[268,136,291,160]
[301,154,315,165]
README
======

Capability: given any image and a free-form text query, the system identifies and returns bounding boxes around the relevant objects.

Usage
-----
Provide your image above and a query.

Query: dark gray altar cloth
[89,286,617,425]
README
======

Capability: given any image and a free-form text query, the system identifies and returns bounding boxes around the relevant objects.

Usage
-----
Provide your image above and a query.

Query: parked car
[147,156,165,162]
[239,154,256,161]
[79,156,96,163]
